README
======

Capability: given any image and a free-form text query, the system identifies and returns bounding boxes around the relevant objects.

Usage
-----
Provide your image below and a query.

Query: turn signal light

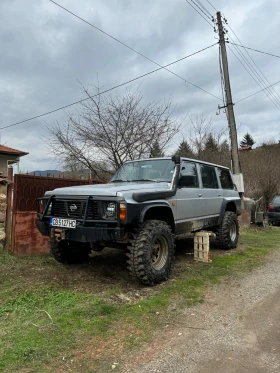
[39,200,43,214]
[120,203,127,221]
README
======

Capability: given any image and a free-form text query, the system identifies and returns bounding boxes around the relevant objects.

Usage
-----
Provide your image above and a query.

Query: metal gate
[6,172,103,255]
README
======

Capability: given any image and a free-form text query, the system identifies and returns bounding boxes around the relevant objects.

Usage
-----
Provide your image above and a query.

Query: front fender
[139,202,174,222]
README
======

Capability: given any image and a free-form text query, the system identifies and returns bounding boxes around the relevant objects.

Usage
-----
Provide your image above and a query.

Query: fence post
[5,166,14,251]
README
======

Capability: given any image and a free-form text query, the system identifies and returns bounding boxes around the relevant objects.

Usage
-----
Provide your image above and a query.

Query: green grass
[0,227,279,372]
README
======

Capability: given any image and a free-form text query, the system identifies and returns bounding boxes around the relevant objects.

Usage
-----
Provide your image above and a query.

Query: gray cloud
[0,0,279,171]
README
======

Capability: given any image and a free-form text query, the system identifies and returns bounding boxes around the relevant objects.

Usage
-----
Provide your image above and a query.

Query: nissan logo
[69,204,78,212]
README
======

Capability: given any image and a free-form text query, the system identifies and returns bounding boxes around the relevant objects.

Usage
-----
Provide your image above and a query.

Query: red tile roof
[0,144,28,156]
[238,146,252,151]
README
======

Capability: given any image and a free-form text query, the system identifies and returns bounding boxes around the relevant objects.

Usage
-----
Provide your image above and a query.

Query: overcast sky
[0,0,279,172]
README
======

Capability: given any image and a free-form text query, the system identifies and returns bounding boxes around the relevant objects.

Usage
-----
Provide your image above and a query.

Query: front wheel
[49,239,91,264]
[126,220,175,286]
[216,211,239,250]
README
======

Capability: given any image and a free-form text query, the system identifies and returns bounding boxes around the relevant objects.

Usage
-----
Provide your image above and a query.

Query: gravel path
[128,250,280,373]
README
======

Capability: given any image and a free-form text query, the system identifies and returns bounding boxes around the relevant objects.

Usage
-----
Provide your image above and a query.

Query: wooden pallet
[194,231,215,263]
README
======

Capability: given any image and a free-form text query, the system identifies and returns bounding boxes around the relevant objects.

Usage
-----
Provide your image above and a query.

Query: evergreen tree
[150,140,164,158]
[240,132,255,147]
[176,140,193,158]
[204,134,219,152]
[219,139,230,152]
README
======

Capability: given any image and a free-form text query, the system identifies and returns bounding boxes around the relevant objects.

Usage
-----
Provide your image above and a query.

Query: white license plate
[50,218,76,229]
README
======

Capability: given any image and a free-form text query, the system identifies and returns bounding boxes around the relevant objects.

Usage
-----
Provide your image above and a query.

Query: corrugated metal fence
[6,172,103,255]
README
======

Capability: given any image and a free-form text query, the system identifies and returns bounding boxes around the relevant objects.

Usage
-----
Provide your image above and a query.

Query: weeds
[0,227,279,372]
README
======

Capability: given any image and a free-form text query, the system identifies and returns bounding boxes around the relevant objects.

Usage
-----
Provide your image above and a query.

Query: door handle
[218,194,222,197]
[198,194,203,197]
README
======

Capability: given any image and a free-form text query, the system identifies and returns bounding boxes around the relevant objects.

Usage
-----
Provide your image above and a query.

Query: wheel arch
[140,203,175,233]
[218,199,238,224]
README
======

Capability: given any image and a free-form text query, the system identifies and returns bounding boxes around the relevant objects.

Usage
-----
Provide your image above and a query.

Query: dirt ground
[3,236,200,302]
[122,250,280,373]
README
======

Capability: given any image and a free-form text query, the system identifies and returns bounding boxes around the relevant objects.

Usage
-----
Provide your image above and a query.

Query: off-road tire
[49,239,91,264]
[126,220,175,286]
[216,211,239,250]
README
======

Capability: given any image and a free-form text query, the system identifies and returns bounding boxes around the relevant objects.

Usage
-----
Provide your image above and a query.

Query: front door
[176,161,204,233]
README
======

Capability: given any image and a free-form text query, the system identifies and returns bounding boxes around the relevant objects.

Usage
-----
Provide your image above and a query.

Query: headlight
[106,202,116,217]
[47,202,52,215]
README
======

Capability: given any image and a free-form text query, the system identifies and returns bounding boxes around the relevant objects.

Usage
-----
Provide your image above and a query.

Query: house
[238,146,252,151]
[0,144,29,175]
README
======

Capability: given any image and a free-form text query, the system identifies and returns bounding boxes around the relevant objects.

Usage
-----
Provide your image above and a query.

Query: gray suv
[36,156,241,285]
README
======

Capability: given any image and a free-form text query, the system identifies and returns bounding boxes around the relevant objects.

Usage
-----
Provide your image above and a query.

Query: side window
[179,162,199,188]
[200,165,219,189]
[217,168,234,189]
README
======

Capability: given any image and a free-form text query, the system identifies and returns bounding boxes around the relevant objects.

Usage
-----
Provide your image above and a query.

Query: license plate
[50,218,76,229]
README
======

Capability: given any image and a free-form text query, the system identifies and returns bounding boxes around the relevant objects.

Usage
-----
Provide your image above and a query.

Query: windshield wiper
[131,179,159,182]
[110,179,131,183]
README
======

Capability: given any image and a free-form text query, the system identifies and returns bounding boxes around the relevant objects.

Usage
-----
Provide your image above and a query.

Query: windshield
[110,159,175,183]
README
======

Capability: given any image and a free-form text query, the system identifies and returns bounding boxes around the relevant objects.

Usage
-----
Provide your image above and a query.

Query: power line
[49,0,215,99]
[226,21,280,103]
[227,41,280,59]
[195,0,213,17]
[190,0,212,20]
[185,0,213,27]
[227,35,280,110]
[227,45,280,110]
[0,43,220,130]
[205,0,217,12]
[235,79,280,104]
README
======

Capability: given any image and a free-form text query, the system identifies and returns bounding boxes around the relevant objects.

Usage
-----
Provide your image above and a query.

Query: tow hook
[51,228,66,242]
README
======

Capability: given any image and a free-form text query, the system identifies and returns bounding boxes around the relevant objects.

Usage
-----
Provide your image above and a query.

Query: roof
[0,144,29,157]
[125,157,230,170]
[238,146,252,151]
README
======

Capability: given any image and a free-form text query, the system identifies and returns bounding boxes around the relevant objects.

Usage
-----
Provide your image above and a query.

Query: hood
[45,182,171,197]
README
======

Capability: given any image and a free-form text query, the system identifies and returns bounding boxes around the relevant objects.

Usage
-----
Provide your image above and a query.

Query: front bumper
[36,219,125,243]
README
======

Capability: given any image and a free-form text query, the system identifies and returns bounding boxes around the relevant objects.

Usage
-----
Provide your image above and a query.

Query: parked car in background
[268,196,280,225]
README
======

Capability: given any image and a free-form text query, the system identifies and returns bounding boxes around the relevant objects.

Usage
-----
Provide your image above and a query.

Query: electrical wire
[235,79,280,104]
[205,0,217,12]
[227,44,280,111]
[49,0,215,99]
[0,43,220,130]
[226,22,280,103]
[227,35,280,109]
[227,41,280,59]
[185,0,213,27]
[189,0,212,20]
[195,0,213,17]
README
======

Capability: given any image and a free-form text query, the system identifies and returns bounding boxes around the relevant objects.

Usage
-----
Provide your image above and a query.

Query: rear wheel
[216,211,239,250]
[49,239,91,264]
[126,220,175,286]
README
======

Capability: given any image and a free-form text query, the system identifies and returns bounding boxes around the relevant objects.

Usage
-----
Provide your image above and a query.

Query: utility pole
[216,11,241,174]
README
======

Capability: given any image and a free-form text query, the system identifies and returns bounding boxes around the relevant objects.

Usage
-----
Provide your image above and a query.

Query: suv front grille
[82,201,101,219]
[52,200,101,220]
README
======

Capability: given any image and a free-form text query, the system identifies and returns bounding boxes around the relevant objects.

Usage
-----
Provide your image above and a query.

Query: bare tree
[48,86,181,179]
[240,144,280,207]
[181,114,230,166]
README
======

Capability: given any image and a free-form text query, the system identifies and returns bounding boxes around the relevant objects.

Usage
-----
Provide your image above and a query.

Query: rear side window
[217,168,234,189]
[179,162,199,187]
[200,165,219,189]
